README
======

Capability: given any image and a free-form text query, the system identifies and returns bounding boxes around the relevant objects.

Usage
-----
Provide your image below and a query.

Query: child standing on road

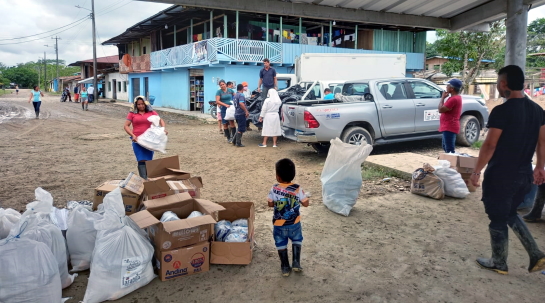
[268,158,309,276]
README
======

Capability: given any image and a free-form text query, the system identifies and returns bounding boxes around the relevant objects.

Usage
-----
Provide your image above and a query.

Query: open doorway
[112,79,117,99]
[190,69,204,111]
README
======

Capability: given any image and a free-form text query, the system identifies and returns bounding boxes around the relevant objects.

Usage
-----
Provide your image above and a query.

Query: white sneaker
[258,144,267,147]
[273,145,278,148]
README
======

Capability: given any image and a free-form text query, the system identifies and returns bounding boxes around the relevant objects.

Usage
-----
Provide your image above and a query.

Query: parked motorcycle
[208,101,217,119]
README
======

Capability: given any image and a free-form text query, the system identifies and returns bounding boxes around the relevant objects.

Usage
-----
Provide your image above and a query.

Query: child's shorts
[273,222,303,250]
[217,105,222,121]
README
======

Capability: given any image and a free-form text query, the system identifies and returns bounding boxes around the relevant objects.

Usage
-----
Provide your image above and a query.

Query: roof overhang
[136,0,545,32]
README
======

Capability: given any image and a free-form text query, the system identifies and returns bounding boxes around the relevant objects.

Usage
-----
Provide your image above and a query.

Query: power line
[0,18,90,46]
[97,0,135,17]
[0,16,90,41]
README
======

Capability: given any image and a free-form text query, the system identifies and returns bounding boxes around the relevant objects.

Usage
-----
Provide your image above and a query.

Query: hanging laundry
[307,37,317,46]
[336,38,342,45]
[197,34,203,41]
[216,27,222,38]
[283,30,289,39]
[335,30,340,36]
[193,34,198,42]
[274,30,280,36]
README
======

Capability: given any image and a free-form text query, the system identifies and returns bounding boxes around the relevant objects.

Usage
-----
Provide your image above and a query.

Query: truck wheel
[311,143,330,154]
[457,115,480,147]
[341,127,373,146]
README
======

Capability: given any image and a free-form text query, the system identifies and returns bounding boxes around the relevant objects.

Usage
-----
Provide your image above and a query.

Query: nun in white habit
[258,88,282,147]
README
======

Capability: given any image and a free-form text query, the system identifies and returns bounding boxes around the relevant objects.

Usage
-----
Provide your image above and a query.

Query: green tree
[426,41,439,58]
[2,67,39,88]
[435,21,505,93]
[527,18,545,68]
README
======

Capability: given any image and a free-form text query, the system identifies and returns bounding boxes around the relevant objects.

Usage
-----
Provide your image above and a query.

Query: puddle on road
[0,103,34,123]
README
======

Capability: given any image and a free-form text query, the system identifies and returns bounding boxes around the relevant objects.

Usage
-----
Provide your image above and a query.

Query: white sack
[433,160,470,199]
[321,138,373,216]
[137,115,168,153]
[83,188,155,303]
[66,205,103,272]
[0,208,21,239]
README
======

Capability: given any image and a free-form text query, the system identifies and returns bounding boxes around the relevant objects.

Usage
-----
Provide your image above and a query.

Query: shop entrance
[189,69,204,112]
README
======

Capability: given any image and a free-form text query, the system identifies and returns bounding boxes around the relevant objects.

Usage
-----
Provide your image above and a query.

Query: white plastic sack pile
[321,138,373,216]
[12,188,77,289]
[137,115,168,153]
[433,160,470,198]
[0,208,21,239]
[83,187,155,303]
[0,237,62,303]
[66,205,104,272]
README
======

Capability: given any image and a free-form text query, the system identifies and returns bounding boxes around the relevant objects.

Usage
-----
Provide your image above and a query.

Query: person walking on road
[87,85,95,103]
[438,79,463,153]
[28,86,44,119]
[258,58,277,99]
[470,65,545,275]
[233,84,250,147]
[15,85,19,95]
[523,184,545,222]
[216,80,236,143]
[258,89,282,147]
[80,87,88,111]
[74,85,79,103]
[65,87,72,102]
[124,97,167,179]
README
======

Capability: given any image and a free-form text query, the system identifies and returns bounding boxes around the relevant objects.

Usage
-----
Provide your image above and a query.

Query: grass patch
[472,140,484,149]
[361,164,398,181]
[0,89,12,96]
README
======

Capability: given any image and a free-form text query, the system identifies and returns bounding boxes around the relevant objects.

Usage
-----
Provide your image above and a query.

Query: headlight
[476,98,486,107]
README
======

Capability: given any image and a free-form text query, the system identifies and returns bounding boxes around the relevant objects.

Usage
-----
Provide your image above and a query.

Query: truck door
[407,80,443,132]
[376,81,415,136]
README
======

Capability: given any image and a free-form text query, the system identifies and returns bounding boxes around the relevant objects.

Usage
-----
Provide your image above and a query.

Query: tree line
[0,60,80,90]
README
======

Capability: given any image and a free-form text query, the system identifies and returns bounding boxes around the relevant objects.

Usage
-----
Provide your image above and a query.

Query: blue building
[103,5,426,113]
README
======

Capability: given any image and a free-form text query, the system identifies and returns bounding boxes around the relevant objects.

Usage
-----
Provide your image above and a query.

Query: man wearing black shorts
[471,65,545,275]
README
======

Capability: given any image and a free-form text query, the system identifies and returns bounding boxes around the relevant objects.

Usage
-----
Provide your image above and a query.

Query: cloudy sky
[1,0,544,66]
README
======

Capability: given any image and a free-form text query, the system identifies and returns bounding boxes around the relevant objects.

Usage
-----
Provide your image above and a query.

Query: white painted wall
[104,72,129,101]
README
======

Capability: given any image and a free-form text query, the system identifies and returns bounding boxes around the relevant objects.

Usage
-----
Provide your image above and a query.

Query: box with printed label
[143,177,203,200]
[155,241,210,281]
[210,202,255,265]
[93,174,144,215]
[130,192,225,251]
[438,154,478,174]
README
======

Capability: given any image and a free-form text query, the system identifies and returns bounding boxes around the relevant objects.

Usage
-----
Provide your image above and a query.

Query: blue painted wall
[161,70,189,110]
[128,72,162,106]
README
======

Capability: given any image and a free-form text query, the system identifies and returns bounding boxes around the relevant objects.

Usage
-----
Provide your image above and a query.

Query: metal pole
[204,21,207,40]
[505,0,528,68]
[44,52,47,90]
[329,21,332,47]
[381,28,384,51]
[52,36,60,91]
[321,26,324,45]
[397,29,400,52]
[190,19,193,42]
[174,25,176,46]
[224,15,227,38]
[266,14,269,42]
[37,58,41,88]
[299,17,302,44]
[354,25,358,49]
[91,0,98,102]
[280,16,283,44]
[236,11,239,40]
[210,10,213,39]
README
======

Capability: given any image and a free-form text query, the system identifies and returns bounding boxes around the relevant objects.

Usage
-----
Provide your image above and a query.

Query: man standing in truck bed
[258,58,277,99]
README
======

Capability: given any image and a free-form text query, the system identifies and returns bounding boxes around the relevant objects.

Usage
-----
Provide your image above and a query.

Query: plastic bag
[137,115,168,153]
[11,188,77,289]
[66,205,103,272]
[83,188,155,303]
[224,104,236,120]
[411,164,445,200]
[225,231,248,242]
[187,210,203,219]
[0,208,21,239]
[0,237,62,303]
[160,211,180,222]
[321,138,373,216]
[232,218,248,227]
[433,160,470,198]
[215,220,232,241]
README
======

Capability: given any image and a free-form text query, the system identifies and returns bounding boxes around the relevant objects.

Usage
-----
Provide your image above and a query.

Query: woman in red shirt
[124,96,167,179]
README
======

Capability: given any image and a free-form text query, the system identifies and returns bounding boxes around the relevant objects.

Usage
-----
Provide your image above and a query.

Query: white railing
[150,38,282,70]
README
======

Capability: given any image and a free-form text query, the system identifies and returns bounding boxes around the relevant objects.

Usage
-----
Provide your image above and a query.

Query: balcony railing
[151,38,425,71]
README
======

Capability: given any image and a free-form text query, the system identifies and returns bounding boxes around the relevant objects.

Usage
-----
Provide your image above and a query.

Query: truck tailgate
[282,104,308,140]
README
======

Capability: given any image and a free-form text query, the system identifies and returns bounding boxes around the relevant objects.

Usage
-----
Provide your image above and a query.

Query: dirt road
[1,91,544,303]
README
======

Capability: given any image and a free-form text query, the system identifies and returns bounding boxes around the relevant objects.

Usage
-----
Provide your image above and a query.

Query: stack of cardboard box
[93,172,145,215]
[143,156,204,199]
[438,153,479,192]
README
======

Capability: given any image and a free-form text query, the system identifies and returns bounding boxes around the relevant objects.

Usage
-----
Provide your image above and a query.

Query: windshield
[342,83,370,96]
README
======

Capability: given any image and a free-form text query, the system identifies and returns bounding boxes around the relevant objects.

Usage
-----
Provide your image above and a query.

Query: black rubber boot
[292,244,302,272]
[278,249,291,277]
[35,111,39,119]
[508,215,545,273]
[236,133,245,147]
[223,128,230,142]
[476,227,509,275]
[137,162,147,180]
[523,184,545,222]
[228,127,236,144]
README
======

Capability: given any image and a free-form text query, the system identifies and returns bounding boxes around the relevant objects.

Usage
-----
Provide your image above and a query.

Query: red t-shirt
[439,95,462,133]
[127,111,158,137]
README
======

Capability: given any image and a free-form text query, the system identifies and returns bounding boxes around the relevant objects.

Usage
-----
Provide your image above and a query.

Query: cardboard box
[155,241,210,281]
[460,173,477,192]
[438,154,478,174]
[145,155,191,181]
[210,202,255,265]
[93,176,144,215]
[130,193,225,251]
[144,177,203,199]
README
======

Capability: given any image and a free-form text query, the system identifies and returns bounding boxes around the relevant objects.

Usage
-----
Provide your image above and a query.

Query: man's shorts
[273,222,303,250]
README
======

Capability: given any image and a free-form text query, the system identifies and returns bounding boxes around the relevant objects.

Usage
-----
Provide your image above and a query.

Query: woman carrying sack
[258,89,282,147]
[123,96,167,179]
[215,79,236,143]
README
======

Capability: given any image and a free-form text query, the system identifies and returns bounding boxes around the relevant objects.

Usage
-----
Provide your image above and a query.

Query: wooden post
[190,19,193,43]
[224,15,227,38]
[266,14,269,42]
[280,16,283,44]
[299,17,302,44]
[236,11,239,40]
[174,25,176,46]
[210,10,213,39]
[329,21,332,47]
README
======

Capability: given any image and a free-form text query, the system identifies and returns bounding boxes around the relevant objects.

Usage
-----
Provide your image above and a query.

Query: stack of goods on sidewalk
[437,153,478,192]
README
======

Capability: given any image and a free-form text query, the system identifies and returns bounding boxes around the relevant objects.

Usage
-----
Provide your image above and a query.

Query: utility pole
[37,57,41,88]
[44,51,47,91]
[52,36,61,91]
[91,0,98,102]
